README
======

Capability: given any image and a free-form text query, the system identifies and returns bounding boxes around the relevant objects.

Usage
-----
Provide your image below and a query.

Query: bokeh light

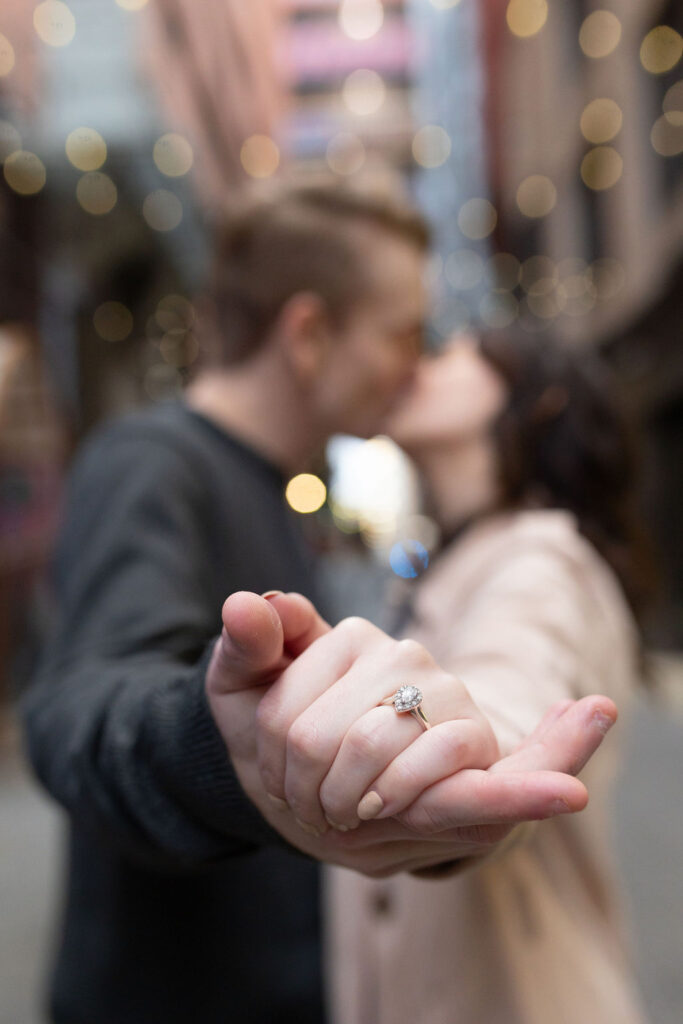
[580,146,623,190]
[142,189,182,231]
[520,255,557,295]
[0,121,21,161]
[338,0,384,42]
[240,134,280,178]
[445,249,484,290]
[389,540,429,579]
[664,81,683,125]
[160,331,199,368]
[76,172,117,214]
[579,11,621,59]
[651,116,683,157]
[153,133,194,177]
[516,174,557,218]
[457,198,497,240]
[640,27,683,76]
[285,473,327,514]
[3,151,47,195]
[429,0,461,8]
[326,132,365,175]
[155,294,195,331]
[580,98,623,144]
[342,69,386,116]
[33,1,76,48]
[0,34,16,77]
[506,0,548,40]
[412,125,451,169]
[116,0,149,10]
[65,127,107,171]
[93,302,133,342]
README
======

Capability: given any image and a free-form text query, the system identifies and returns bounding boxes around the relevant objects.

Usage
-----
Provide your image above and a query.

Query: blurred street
[1,661,682,1024]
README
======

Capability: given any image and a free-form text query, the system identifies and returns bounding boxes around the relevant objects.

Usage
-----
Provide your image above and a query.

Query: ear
[276,292,331,383]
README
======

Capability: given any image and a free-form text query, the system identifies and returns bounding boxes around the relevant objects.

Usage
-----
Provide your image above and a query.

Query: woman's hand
[206,591,614,876]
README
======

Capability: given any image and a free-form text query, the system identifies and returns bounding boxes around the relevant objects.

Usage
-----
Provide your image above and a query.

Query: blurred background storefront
[0,1,681,1021]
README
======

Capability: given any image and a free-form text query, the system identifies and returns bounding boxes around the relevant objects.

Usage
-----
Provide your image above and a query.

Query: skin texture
[206,591,617,878]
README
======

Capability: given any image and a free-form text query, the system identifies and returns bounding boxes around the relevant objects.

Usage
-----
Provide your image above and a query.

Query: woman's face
[383,336,508,457]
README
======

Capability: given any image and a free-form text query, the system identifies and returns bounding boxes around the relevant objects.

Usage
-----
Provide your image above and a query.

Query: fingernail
[550,798,571,816]
[357,791,384,821]
[593,711,615,736]
[261,590,284,600]
[267,794,289,811]
[325,817,350,832]
[295,818,323,838]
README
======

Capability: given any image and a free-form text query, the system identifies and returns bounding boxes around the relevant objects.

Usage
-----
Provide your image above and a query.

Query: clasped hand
[206,592,615,877]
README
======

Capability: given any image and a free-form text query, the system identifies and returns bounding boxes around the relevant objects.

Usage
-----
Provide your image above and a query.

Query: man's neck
[185,362,325,476]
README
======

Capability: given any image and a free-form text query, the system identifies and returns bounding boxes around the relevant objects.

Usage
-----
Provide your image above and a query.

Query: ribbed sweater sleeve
[22,425,287,868]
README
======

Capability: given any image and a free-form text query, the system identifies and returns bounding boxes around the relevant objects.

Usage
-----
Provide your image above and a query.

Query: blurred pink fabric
[143,0,283,208]
[326,510,649,1024]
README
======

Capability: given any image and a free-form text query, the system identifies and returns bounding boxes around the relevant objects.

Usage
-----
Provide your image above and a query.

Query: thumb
[207,592,287,695]
[261,591,331,657]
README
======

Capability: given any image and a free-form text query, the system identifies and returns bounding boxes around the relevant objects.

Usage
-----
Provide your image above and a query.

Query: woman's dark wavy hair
[478,331,657,628]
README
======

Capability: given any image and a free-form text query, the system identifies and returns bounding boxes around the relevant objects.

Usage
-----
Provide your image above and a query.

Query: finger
[399,767,588,833]
[490,695,617,776]
[354,718,494,824]
[317,705,420,830]
[283,656,472,832]
[262,592,332,657]
[208,592,287,696]
[256,617,388,800]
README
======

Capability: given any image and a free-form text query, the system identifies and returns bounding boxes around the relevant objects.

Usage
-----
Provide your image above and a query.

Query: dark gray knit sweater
[22,400,326,1024]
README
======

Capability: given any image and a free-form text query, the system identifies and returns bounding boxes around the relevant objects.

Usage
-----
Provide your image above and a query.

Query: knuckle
[345,717,387,763]
[400,800,443,836]
[336,616,377,643]
[287,717,322,763]
[393,638,434,670]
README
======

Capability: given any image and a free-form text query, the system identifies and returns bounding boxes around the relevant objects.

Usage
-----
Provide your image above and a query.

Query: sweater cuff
[148,642,290,854]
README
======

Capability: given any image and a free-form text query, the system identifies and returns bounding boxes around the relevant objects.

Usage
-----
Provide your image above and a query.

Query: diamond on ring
[393,685,423,712]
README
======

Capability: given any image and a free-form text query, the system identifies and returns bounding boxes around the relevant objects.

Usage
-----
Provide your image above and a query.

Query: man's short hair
[202,174,431,365]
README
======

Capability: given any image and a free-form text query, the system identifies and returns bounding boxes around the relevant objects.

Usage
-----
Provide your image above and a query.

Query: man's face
[315,231,427,439]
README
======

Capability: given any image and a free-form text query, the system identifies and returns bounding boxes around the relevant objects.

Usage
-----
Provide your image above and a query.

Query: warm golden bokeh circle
[4,150,47,195]
[579,11,621,59]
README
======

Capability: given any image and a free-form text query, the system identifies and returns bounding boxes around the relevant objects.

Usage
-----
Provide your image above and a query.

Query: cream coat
[325,510,648,1024]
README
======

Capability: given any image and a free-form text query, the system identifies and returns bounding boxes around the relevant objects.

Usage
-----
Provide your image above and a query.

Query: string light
[33,1,76,47]
[579,11,621,59]
[77,172,117,214]
[286,474,327,514]
[143,190,183,231]
[4,151,46,195]
[580,146,623,190]
[327,133,365,175]
[516,175,557,218]
[457,198,497,240]
[66,127,107,171]
[0,33,15,76]
[339,0,384,42]
[240,134,280,178]
[93,302,133,342]
[640,26,682,75]
[342,69,386,116]
[153,133,194,177]
[412,125,451,169]
[580,99,622,143]
[506,0,548,39]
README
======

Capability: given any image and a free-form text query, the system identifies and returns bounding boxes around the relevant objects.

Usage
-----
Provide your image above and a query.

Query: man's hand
[206,591,616,877]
